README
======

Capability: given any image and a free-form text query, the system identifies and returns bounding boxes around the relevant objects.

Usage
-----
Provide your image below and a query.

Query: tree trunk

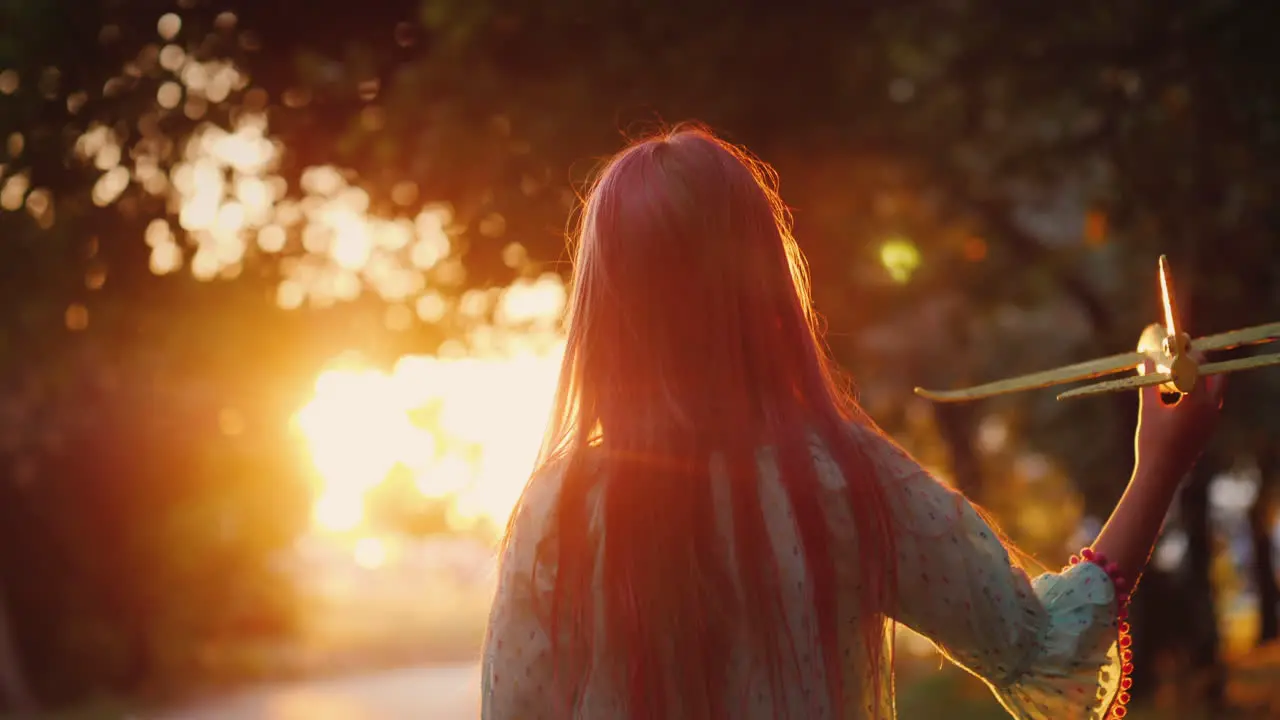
[1125,582,1160,702]
[930,402,983,500]
[0,583,37,718]
[1180,460,1225,708]
[1251,448,1279,645]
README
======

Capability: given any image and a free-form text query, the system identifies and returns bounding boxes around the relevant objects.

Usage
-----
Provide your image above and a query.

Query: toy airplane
[914,255,1280,403]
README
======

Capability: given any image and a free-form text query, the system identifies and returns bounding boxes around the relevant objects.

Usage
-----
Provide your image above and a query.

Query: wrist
[1133,453,1189,488]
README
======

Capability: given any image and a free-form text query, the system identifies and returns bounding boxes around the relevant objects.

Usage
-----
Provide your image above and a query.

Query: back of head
[526,125,896,719]
[563,125,825,441]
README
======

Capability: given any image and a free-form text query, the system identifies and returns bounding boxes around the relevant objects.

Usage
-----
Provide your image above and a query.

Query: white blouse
[480,425,1123,718]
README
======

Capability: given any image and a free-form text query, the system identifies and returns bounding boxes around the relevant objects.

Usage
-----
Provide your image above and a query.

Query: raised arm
[1090,368,1224,591]
[843,372,1222,719]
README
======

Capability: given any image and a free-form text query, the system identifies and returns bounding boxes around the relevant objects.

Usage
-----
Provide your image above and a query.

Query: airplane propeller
[914,256,1280,403]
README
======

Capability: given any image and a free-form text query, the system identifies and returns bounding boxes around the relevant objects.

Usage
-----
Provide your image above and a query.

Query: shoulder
[491,459,566,614]
[835,418,968,525]
[805,418,922,485]
[503,456,570,553]
[499,451,602,571]
[496,450,609,612]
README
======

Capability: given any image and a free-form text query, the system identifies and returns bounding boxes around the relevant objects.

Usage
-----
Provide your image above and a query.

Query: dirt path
[148,664,480,720]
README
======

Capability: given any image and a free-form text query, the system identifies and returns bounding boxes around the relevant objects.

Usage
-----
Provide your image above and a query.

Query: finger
[1183,372,1224,412]
[1138,359,1165,407]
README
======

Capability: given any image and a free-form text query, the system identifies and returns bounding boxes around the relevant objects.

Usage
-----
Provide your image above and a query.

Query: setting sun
[295,343,564,534]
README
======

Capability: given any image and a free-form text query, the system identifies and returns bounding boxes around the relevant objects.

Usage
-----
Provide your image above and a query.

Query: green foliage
[1,0,1279,711]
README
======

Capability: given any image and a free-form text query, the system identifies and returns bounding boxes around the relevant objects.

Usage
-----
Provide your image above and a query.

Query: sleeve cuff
[991,562,1126,720]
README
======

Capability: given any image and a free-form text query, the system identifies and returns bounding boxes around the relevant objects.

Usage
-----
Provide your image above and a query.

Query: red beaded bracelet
[1067,548,1134,719]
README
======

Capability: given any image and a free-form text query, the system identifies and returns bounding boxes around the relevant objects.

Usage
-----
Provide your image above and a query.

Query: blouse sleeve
[480,474,559,720]
[855,427,1126,720]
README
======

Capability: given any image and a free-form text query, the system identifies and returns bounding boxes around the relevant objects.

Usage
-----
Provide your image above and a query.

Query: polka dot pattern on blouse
[480,425,1123,719]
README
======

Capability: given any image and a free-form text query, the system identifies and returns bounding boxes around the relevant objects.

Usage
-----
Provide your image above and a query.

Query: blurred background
[0,0,1278,718]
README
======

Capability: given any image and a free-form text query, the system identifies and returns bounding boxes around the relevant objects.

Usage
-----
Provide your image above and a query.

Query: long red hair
[508,124,897,718]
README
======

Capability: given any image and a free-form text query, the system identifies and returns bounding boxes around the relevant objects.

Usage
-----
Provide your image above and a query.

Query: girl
[480,125,1223,719]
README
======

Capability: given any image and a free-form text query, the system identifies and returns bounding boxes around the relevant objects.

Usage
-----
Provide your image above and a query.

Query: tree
[5,0,1280,710]
[354,0,1280,708]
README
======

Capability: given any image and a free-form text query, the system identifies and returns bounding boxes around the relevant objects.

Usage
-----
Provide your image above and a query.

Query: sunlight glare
[353,536,389,570]
[69,50,575,536]
[297,334,565,533]
[314,491,364,533]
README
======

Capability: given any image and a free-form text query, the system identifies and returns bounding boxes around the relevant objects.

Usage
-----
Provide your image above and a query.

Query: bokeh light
[880,235,922,283]
[62,47,576,536]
